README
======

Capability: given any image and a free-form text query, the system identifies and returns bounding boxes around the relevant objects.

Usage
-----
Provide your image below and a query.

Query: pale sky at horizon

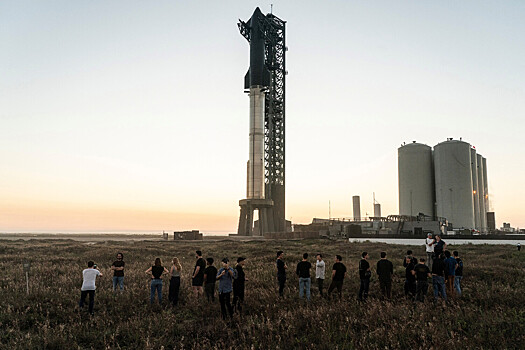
[1,1,524,233]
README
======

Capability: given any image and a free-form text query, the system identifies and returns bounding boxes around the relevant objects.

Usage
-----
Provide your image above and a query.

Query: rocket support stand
[237,198,274,236]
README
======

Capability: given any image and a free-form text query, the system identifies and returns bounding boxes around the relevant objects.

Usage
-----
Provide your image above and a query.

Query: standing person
[403,250,417,267]
[404,256,416,299]
[79,261,103,315]
[216,258,235,320]
[433,235,447,258]
[432,253,447,301]
[233,257,247,313]
[413,258,431,302]
[111,252,125,292]
[192,251,206,297]
[296,253,312,301]
[327,255,347,300]
[444,251,457,296]
[315,254,325,297]
[376,252,394,299]
[453,251,463,296]
[276,251,287,297]
[426,233,435,270]
[358,252,371,301]
[203,258,218,302]
[168,257,182,306]
[518,243,521,252]
[145,258,169,304]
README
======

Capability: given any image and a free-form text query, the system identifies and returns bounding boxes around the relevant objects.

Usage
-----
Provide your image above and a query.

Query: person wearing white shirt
[315,254,326,297]
[79,261,103,315]
[425,233,435,270]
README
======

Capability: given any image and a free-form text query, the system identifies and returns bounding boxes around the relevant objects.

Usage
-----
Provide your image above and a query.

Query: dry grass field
[1,238,524,349]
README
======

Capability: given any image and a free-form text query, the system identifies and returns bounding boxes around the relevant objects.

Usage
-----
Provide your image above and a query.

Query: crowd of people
[78,235,464,318]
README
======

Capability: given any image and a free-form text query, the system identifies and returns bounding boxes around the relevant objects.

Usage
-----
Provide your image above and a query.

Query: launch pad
[237,8,287,236]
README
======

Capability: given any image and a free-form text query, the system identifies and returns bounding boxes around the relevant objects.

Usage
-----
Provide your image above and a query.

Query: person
[328,255,347,299]
[276,251,287,297]
[315,254,325,297]
[444,250,457,297]
[403,250,418,267]
[216,258,236,320]
[111,252,125,292]
[518,243,521,252]
[79,261,103,315]
[145,258,169,304]
[404,256,416,299]
[413,258,431,302]
[433,235,447,258]
[358,252,371,301]
[296,253,312,301]
[376,252,394,299]
[203,258,218,302]
[168,257,182,306]
[453,251,463,296]
[233,257,247,313]
[425,233,435,270]
[432,253,447,301]
[192,251,206,297]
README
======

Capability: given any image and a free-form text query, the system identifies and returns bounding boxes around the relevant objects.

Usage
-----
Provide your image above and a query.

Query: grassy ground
[0,238,524,349]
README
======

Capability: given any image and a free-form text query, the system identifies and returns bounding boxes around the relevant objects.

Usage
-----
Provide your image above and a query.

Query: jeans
[79,290,95,314]
[298,277,311,301]
[150,279,163,304]
[328,280,343,299]
[277,275,286,297]
[415,280,428,302]
[380,279,392,299]
[112,276,124,291]
[219,292,233,319]
[205,283,216,302]
[454,276,463,296]
[445,275,455,296]
[317,278,324,297]
[168,276,180,306]
[358,278,370,301]
[432,276,447,301]
[426,252,434,270]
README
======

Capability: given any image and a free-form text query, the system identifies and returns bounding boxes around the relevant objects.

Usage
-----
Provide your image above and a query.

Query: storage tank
[477,154,486,232]
[434,139,475,229]
[482,157,489,232]
[374,203,381,218]
[470,148,480,231]
[398,142,434,217]
[352,196,361,221]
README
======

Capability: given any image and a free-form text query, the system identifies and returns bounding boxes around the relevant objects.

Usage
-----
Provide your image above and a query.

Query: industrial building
[398,138,491,233]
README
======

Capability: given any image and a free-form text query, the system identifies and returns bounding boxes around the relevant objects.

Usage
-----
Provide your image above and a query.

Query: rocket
[239,7,271,199]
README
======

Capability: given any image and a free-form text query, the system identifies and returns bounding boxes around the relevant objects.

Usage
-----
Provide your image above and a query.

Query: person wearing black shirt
[433,235,447,257]
[203,258,218,302]
[296,253,312,301]
[192,250,206,298]
[404,256,416,299]
[358,252,371,301]
[413,258,431,302]
[276,251,287,297]
[402,250,418,268]
[432,253,447,301]
[111,252,125,292]
[328,255,347,300]
[453,251,463,297]
[233,257,247,312]
[376,252,394,299]
[145,258,169,304]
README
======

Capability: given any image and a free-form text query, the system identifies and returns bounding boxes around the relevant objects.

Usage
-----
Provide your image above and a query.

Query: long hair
[154,257,162,266]
[172,257,182,271]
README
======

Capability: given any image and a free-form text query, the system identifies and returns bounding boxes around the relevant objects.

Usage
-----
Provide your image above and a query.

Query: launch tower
[237,8,286,235]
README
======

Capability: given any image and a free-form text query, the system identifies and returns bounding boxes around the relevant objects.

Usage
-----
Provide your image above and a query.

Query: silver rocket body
[247,86,265,199]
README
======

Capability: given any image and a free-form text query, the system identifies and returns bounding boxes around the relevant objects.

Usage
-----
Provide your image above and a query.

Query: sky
[1,1,524,233]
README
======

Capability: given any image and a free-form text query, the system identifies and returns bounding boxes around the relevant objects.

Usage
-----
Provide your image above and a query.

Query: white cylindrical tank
[374,203,381,218]
[353,196,361,221]
[434,139,475,229]
[470,148,480,231]
[477,154,486,232]
[398,142,434,217]
[247,87,265,199]
[482,157,489,232]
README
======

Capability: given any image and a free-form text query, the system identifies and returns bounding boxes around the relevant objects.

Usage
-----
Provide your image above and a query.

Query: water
[349,238,524,246]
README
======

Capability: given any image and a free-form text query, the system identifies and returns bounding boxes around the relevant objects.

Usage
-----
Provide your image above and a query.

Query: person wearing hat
[233,257,247,313]
[216,258,236,319]
[425,233,435,270]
